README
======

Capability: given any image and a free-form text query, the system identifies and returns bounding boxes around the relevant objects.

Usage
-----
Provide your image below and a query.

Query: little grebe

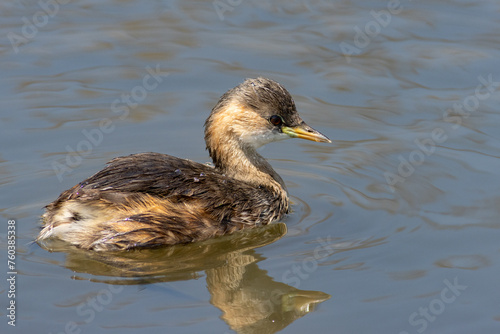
[37,78,331,250]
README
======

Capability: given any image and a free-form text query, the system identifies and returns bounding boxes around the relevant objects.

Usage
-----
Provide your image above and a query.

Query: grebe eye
[269,115,283,126]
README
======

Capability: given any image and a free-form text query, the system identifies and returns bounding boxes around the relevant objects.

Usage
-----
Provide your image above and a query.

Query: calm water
[1,0,500,333]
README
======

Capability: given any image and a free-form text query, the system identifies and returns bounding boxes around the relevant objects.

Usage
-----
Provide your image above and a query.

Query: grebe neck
[206,137,287,192]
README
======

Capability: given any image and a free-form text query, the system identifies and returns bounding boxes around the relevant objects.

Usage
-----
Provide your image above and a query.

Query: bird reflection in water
[40,223,330,333]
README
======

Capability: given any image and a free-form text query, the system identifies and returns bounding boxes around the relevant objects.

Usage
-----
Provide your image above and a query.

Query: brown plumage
[37,77,330,251]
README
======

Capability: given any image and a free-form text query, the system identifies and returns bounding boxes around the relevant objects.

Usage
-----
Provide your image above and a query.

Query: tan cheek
[209,103,273,147]
[234,111,268,134]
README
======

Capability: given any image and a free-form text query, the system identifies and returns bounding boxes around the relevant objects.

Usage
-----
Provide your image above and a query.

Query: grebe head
[205,77,331,154]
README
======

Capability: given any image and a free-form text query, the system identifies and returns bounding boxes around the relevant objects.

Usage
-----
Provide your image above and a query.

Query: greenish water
[1,0,500,333]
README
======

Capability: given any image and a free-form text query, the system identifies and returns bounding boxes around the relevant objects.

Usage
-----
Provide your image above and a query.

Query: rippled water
[1,0,500,333]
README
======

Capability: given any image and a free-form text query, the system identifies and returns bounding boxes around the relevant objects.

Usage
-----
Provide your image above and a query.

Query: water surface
[1,0,500,333]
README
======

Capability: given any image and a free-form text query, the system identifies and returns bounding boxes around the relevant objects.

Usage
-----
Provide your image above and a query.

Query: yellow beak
[282,124,331,143]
